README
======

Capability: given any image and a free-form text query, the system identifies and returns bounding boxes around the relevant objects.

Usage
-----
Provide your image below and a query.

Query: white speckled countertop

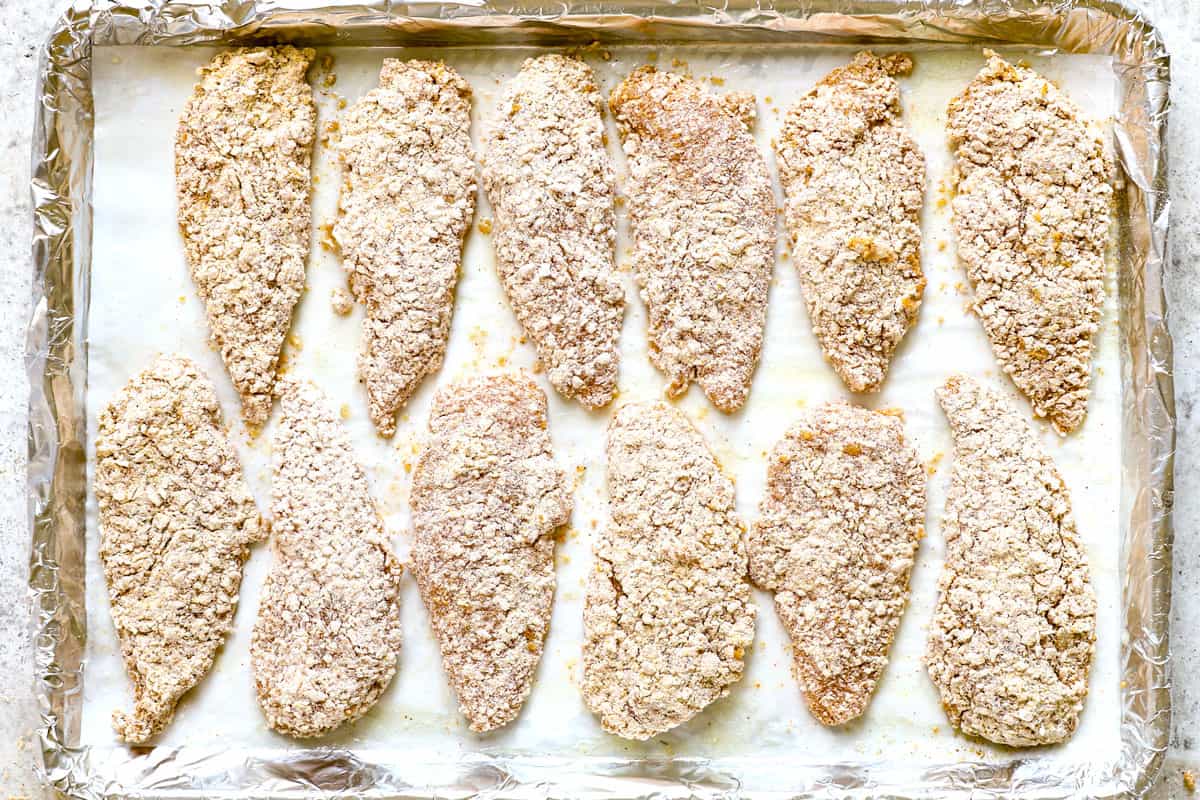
[0,1,1195,797]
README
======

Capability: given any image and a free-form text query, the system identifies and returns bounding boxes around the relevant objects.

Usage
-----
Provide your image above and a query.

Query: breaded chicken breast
[410,373,573,731]
[582,401,756,739]
[175,46,315,427]
[251,379,403,738]
[748,401,924,725]
[334,60,476,436]
[609,68,775,412]
[483,55,623,408]
[775,52,925,392]
[97,354,264,743]
[928,375,1096,746]
[948,53,1113,433]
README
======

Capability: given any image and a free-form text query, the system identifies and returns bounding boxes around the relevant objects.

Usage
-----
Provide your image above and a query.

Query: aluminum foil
[27,0,1173,797]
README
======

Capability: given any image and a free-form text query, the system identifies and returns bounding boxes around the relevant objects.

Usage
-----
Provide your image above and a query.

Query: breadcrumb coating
[96,354,264,744]
[483,55,623,409]
[948,52,1113,433]
[609,68,775,412]
[251,379,403,738]
[330,287,354,316]
[928,375,1097,746]
[748,401,924,725]
[775,51,925,393]
[334,59,477,436]
[175,46,315,427]
[582,401,756,739]
[410,373,573,732]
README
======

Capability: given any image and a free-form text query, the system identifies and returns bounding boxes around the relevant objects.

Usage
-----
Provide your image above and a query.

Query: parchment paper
[86,43,1121,780]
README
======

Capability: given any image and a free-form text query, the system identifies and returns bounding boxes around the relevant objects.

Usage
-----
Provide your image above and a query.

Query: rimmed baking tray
[27,1,1173,797]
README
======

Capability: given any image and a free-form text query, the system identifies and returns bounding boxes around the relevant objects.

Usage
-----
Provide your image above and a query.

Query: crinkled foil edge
[26,0,1173,797]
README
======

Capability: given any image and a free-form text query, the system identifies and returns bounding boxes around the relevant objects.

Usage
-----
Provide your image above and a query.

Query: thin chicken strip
[410,374,573,732]
[334,59,477,436]
[175,46,315,427]
[775,52,925,392]
[96,354,264,744]
[748,402,924,726]
[482,55,623,408]
[609,68,775,412]
[251,379,403,738]
[583,401,756,739]
[948,53,1113,433]
[928,375,1096,746]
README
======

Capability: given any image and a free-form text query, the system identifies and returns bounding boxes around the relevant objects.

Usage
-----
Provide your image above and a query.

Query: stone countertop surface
[0,1,1195,797]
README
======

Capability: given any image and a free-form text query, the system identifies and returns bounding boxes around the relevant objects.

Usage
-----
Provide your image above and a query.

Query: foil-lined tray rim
[27,1,1174,797]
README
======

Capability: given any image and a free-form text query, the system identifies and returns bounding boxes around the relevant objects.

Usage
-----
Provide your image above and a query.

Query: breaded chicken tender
[175,46,315,427]
[928,375,1096,746]
[96,354,264,744]
[251,380,403,738]
[483,55,623,408]
[609,68,775,412]
[334,60,476,436]
[410,373,573,731]
[948,53,1113,433]
[775,52,925,392]
[748,402,924,725]
[582,401,756,739]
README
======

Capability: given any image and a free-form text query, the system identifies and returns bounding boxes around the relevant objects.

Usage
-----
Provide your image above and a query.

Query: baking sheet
[80,42,1122,780]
